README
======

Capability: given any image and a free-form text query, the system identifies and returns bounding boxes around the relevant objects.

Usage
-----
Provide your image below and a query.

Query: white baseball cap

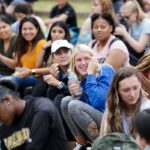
[51,39,73,53]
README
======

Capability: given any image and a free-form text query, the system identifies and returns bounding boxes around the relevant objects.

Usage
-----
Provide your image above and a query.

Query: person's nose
[129,89,135,97]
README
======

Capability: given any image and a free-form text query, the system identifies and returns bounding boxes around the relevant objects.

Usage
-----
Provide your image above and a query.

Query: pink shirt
[88,35,129,66]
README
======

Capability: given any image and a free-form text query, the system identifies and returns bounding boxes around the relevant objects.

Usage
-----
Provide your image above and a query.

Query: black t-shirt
[0,97,67,150]
[0,35,16,75]
[50,3,77,29]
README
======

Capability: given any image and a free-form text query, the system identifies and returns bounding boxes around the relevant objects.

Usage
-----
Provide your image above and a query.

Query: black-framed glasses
[123,14,132,20]
[124,16,130,20]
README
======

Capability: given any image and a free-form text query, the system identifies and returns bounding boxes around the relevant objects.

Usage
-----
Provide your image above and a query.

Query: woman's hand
[114,24,127,37]
[49,63,59,78]
[87,57,99,74]
[43,74,60,87]
[68,81,80,96]
[13,67,31,78]
[42,40,52,51]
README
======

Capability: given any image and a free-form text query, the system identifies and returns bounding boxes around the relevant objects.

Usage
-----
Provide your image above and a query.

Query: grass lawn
[33,0,91,26]
[33,1,91,13]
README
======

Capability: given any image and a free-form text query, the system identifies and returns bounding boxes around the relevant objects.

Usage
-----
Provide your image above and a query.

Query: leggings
[61,96,103,141]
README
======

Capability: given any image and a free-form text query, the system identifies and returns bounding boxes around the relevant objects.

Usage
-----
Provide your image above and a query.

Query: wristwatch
[31,69,36,76]
[57,82,65,89]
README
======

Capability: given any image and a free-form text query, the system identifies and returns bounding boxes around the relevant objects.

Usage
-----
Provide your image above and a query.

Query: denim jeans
[0,75,39,90]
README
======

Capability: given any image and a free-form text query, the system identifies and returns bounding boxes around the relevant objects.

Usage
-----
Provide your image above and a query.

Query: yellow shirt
[20,39,46,69]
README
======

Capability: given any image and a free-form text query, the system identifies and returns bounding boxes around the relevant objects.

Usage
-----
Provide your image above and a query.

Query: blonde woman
[61,44,115,150]
[100,67,150,138]
[115,0,150,55]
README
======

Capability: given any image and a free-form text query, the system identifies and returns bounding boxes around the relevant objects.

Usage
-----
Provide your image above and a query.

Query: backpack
[92,132,140,150]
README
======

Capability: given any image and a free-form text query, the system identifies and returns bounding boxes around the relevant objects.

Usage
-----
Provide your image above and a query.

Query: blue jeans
[1,76,39,90]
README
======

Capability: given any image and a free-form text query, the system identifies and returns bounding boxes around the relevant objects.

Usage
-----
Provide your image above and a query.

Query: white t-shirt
[103,97,150,135]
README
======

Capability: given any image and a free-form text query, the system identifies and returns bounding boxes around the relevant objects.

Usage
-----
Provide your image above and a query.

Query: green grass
[33,1,91,26]
[33,1,91,12]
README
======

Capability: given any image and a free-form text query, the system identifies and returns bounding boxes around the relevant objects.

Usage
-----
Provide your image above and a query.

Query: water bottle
[68,69,82,97]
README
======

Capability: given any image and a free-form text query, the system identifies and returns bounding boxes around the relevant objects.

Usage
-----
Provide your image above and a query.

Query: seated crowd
[0,0,150,150]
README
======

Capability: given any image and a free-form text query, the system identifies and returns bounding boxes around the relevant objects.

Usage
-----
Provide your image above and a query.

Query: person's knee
[68,100,82,116]
[61,96,72,112]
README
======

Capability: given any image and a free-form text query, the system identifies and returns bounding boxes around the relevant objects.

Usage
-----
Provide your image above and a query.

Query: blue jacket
[80,64,115,113]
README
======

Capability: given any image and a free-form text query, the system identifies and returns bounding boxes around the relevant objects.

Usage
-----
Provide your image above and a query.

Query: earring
[7,102,10,105]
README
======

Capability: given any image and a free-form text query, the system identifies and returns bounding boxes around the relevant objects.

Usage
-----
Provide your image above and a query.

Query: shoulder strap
[109,38,119,48]
[92,40,97,48]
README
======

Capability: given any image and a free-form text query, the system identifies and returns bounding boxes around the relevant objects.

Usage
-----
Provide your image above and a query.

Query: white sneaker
[86,147,92,150]
[73,143,86,150]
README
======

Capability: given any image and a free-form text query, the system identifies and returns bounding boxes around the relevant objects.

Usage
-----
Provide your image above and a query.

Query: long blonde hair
[121,0,148,22]
[70,44,99,79]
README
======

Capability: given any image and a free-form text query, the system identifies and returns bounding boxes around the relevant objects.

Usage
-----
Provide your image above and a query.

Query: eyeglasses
[123,14,132,20]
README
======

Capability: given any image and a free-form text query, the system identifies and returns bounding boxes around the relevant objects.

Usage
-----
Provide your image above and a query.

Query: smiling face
[74,52,91,77]
[0,21,12,40]
[51,26,66,42]
[21,21,38,42]
[53,48,71,66]
[118,75,141,106]
[93,17,113,41]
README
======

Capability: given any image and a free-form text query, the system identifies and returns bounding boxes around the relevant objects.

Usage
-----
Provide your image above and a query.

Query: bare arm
[79,18,91,35]
[0,53,17,69]
[45,14,68,27]
[115,24,149,53]
[105,49,126,71]
[36,41,52,67]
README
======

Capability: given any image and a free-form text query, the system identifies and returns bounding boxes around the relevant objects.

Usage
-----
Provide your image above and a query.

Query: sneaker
[73,143,86,150]
[86,147,92,150]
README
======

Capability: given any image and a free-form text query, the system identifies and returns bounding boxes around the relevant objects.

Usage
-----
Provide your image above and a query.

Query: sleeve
[49,6,56,18]
[35,40,46,58]
[141,19,150,35]
[26,111,51,150]
[85,64,115,112]
[62,4,74,18]
[110,40,129,57]
[109,40,129,66]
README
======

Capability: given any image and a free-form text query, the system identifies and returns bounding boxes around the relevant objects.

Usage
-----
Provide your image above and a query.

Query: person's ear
[3,95,13,105]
